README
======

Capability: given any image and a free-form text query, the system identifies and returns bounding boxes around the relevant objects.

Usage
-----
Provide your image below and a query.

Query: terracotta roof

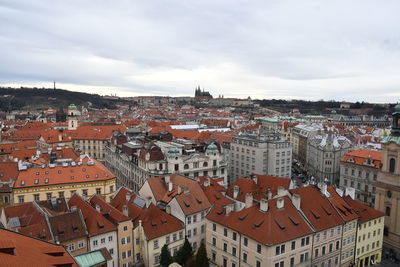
[290,186,344,231]
[343,196,384,224]
[71,125,127,140]
[0,161,18,182]
[48,210,87,243]
[4,202,53,241]
[68,194,116,236]
[227,175,291,202]
[110,187,145,223]
[0,140,37,155]
[14,159,115,188]
[89,195,130,224]
[139,204,184,240]
[147,174,211,215]
[341,149,381,169]
[0,228,78,267]
[206,196,314,245]
[326,187,359,222]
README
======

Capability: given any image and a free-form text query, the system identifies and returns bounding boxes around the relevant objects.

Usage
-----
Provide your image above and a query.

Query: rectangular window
[213,223,216,231]
[257,244,262,254]
[292,241,296,250]
[78,240,84,249]
[154,240,159,249]
[243,237,248,246]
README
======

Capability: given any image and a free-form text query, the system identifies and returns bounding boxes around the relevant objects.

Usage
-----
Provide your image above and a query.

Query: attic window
[151,222,157,227]
[95,174,99,178]
[289,216,299,226]
[86,175,90,178]
[217,210,224,215]
[82,168,86,172]
[161,219,167,224]
[311,210,320,220]
[183,201,190,208]
[20,180,25,186]
[196,198,203,204]
[45,178,49,184]
[45,171,49,174]
[347,157,354,163]
[97,221,104,229]
[34,179,39,184]
[70,176,74,180]
[215,194,221,200]
[274,219,286,230]
[57,170,61,174]
[253,219,264,228]
[238,214,248,221]
[36,172,39,175]
[105,173,109,177]
[322,206,332,216]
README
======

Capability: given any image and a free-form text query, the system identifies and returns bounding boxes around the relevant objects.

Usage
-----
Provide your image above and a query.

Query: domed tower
[374,103,400,253]
[67,104,80,130]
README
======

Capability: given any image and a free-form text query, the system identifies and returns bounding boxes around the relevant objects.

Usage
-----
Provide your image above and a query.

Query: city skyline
[1,0,400,102]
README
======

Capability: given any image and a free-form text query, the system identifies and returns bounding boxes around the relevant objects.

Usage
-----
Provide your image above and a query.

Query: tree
[195,242,208,267]
[174,237,193,266]
[160,244,173,267]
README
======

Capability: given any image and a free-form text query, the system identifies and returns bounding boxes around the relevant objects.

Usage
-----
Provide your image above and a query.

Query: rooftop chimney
[178,184,182,194]
[277,197,284,209]
[233,185,239,199]
[277,186,285,197]
[251,175,258,184]
[292,194,301,210]
[245,193,253,208]
[267,188,272,199]
[344,187,355,200]
[126,193,131,202]
[168,182,173,192]
[204,178,210,187]
[95,204,101,213]
[165,175,171,184]
[225,204,234,215]
[122,205,128,217]
[260,198,268,212]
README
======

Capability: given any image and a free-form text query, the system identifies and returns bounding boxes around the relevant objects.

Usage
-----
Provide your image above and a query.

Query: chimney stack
[344,187,355,200]
[165,175,170,184]
[267,188,272,199]
[277,186,285,197]
[233,185,239,199]
[122,205,128,217]
[168,182,173,192]
[126,193,131,202]
[178,184,182,194]
[292,194,301,210]
[277,197,284,209]
[95,204,101,213]
[252,175,258,184]
[245,193,253,208]
[204,178,210,187]
[225,204,234,215]
[260,198,268,212]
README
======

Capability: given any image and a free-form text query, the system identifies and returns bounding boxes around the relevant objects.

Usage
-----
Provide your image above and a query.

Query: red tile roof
[0,161,18,182]
[326,187,359,222]
[343,196,384,224]
[68,194,116,236]
[89,195,130,224]
[341,150,381,169]
[207,196,314,245]
[0,228,78,267]
[226,175,291,202]
[48,210,87,243]
[290,186,345,231]
[147,175,211,215]
[14,159,114,188]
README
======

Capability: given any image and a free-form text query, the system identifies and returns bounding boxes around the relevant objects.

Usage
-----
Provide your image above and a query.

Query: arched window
[389,158,396,173]
[184,164,189,170]
[203,162,208,167]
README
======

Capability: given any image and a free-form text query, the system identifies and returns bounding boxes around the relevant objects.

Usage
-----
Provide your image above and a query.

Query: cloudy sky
[1,0,399,102]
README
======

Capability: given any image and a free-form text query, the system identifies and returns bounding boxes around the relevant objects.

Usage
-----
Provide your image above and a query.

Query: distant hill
[0,87,126,111]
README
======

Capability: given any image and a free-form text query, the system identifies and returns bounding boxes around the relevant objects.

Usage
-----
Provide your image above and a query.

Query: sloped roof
[207,196,313,245]
[341,149,381,169]
[89,195,130,224]
[0,228,78,267]
[343,195,384,224]
[48,210,87,243]
[326,187,359,222]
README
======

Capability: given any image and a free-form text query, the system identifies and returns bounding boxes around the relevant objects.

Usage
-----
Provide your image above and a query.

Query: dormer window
[45,178,49,184]
[347,157,354,163]
[34,179,39,184]
[20,180,25,186]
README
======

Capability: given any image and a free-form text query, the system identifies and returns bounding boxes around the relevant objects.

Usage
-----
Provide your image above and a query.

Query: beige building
[206,196,314,267]
[374,104,400,254]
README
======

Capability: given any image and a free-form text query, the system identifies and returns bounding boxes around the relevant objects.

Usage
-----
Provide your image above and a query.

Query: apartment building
[339,150,381,207]
[230,132,292,183]
[206,196,314,267]
[69,194,119,267]
[291,124,321,165]
[291,185,345,267]
[105,135,227,192]
[307,133,353,185]
[139,174,212,251]
[345,195,385,267]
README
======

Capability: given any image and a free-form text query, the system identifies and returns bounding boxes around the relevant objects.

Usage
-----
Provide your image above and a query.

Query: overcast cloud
[0,0,399,102]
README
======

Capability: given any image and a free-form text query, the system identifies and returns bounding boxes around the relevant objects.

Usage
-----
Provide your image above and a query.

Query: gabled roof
[0,228,78,267]
[227,175,291,202]
[341,149,381,169]
[326,187,359,222]
[147,174,211,215]
[48,210,87,243]
[138,204,184,240]
[68,194,116,236]
[89,195,130,225]
[290,186,344,231]
[110,187,145,223]
[206,196,313,245]
[343,196,384,224]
